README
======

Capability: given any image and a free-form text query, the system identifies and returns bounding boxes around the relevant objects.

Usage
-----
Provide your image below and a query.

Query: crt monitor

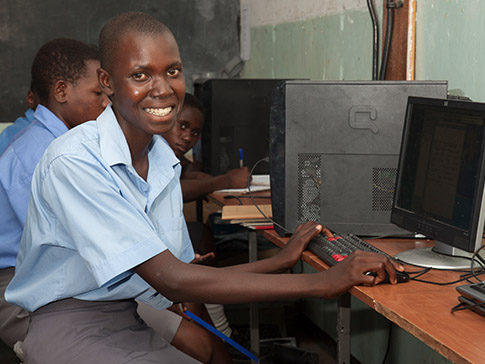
[194,78,292,176]
[391,96,485,269]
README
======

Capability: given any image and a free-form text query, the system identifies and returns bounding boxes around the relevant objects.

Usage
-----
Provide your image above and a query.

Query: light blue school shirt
[0,105,68,269]
[0,108,35,155]
[6,105,194,312]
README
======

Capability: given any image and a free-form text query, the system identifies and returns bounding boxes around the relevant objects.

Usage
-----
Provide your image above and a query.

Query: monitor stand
[395,241,475,270]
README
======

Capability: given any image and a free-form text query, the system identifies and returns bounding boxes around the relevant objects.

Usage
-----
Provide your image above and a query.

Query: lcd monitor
[391,96,485,269]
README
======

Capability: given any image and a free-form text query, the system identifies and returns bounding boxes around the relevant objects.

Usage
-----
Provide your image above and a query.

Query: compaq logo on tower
[349,105,379,134]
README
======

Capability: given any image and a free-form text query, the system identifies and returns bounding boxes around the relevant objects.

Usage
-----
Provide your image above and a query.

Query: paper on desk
[215,174,270,194]
[221,204,272,220]
[230,219,272,225]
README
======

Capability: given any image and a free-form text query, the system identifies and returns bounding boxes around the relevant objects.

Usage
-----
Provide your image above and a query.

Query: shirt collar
[98,104,133,167]
[25,108,35,122]
[97,104,179,170]
[33,105,69,137]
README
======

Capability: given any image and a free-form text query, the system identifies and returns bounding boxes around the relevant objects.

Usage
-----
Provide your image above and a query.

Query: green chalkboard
[0,0,240,122]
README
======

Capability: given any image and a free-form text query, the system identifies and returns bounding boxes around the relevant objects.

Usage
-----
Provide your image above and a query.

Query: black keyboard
[307,233,410,283]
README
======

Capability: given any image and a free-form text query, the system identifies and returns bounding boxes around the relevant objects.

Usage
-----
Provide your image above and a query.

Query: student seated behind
[163,92,250,203]
[0,88,39,155]
[0,38,109,354]
[5,12,404,364]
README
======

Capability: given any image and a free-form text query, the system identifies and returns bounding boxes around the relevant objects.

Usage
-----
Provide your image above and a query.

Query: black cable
[379,8,394,80]
[366,0,379,80]
[410,270,485,286]
[380,1,404,80]
[451,299,485,314]
[405,267,432,280]
[428,247,485,267]
[379,2,394,80]
[246,157,292,234]
[392,242,485,285]
[470,245,485,282]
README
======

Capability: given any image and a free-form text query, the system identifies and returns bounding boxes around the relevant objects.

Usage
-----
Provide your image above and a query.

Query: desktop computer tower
[194,79,291,176]
[270,80,448,237]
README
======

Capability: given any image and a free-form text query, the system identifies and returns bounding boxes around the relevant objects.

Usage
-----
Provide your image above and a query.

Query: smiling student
[6,12,403,363]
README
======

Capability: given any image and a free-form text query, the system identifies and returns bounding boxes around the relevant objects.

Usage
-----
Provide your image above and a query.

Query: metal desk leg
[248,230,259,362]
[337,292,351,364]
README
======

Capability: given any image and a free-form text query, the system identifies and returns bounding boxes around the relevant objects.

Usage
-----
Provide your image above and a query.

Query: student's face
[164,105,203,158]
[99,31,185,140]
[63,60,109,129]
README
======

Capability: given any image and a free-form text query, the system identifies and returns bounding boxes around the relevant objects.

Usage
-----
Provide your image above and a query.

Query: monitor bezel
[391,96,485,255]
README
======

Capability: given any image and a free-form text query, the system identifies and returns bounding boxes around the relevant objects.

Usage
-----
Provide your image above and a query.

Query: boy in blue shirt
[6,12,404,363]
[0,88,39,155]
[0,38,109,355]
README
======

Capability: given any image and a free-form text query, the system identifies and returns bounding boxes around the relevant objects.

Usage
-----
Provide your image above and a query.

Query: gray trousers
[23,298,200,364]
[0,267,29,347]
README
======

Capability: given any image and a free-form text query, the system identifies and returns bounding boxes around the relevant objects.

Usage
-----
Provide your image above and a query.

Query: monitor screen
[391,96,485,269]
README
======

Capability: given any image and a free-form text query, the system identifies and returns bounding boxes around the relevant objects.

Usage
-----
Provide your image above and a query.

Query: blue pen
[184,309,259,363]
[238,148,244,168]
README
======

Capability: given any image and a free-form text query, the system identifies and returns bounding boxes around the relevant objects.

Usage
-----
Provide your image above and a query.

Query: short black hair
[31,38,99,105]
[183,93,204,116]
[99,12,171,72]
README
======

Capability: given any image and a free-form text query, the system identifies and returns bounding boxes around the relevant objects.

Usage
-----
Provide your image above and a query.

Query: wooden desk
[206,190,271,209]
[207,191,271,362]
[261,229,485,364]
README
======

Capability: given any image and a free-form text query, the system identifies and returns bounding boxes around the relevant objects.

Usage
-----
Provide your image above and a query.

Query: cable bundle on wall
[367,0,404,80]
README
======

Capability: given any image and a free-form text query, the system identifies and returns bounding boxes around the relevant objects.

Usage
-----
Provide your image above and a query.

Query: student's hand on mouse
[225,167,250,189]
[276,222,333,270]
[316,251,405,299]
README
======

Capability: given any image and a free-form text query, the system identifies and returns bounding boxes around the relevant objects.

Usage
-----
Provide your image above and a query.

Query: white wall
[245,0,368,26]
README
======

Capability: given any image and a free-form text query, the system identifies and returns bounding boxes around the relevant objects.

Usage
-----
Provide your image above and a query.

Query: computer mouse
[366,270,410,284]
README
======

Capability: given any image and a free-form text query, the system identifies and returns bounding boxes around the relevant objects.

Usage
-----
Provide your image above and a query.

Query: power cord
[380,0,404,80]
[366,0,403,80]
[392,244,485,285]
[451,299,485,314]
[246,157,292,235]
[366,0,379,80]
[470,245,485,282]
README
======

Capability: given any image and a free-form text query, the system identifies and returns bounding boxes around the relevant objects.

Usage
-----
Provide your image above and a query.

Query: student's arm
[180,167,250,202]
[224,222,331,274]
[134,247,403,305]
[181,171,212,180]
[181,157,203,174]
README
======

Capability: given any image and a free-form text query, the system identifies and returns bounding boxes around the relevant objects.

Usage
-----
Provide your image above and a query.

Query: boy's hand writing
[191,252,215,265]
[225,167,250,189]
